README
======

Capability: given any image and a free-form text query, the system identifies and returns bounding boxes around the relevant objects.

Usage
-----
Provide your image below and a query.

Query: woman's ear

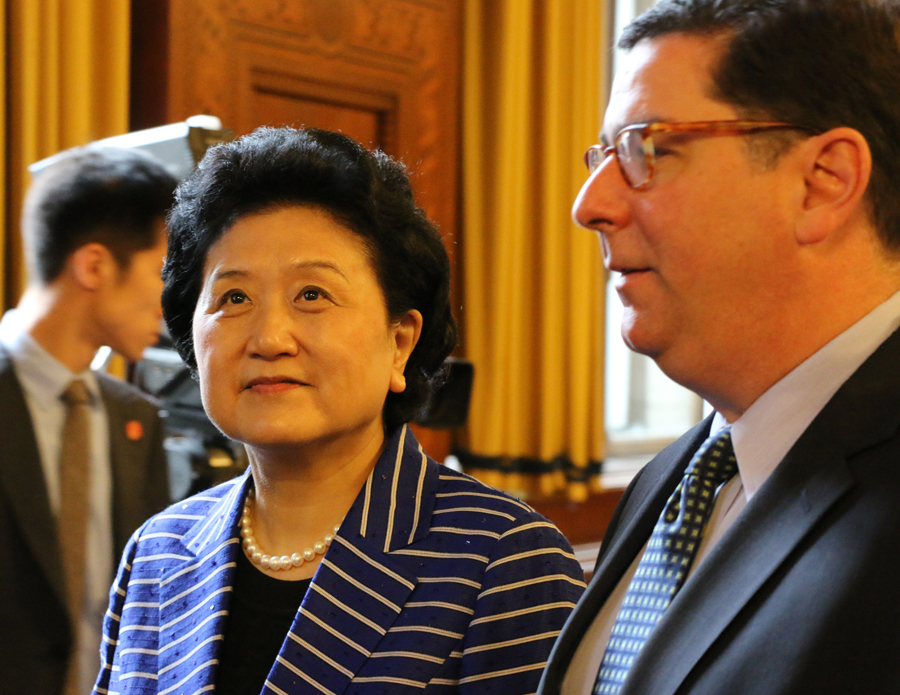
[796,127,872,245]
[389,309,423,393]
[68,242,116,291]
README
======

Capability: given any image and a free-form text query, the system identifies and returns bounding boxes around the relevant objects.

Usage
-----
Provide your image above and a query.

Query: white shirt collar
[0,309,101,409]
[711,288,900,501]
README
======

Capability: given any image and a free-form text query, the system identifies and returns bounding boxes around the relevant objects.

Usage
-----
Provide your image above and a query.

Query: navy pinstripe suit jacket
[94,425,586,695]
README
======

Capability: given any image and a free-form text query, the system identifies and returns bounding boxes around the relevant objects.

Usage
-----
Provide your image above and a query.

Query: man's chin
[620,319,666,360]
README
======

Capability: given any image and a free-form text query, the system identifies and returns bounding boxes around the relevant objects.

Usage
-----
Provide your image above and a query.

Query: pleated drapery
[3,0,130,307]
[460,0,608,502]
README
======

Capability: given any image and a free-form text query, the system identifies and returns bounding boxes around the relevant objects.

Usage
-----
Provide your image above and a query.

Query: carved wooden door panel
[165,0,460,258]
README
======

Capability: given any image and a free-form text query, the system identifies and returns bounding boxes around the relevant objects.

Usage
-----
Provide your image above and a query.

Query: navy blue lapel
[623,440,854,695]
[347,424,437,552]
[594,417,713,580]
[154,471,247,694]
[265,425,435,695]
[538,418,711,695]
[622,327,900,695]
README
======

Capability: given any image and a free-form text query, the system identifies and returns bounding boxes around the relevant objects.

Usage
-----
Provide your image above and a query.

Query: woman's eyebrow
[209,261,348,284]
[210,268,248,283]
[293,260,348,280]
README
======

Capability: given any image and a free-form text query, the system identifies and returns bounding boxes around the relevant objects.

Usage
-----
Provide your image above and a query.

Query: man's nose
[572,153,630,232]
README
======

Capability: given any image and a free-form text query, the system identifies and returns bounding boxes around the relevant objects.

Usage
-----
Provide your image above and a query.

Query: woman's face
[192,205,421,454]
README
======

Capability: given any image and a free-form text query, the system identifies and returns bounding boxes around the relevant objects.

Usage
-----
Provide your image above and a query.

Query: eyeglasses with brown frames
[584,120,821,189]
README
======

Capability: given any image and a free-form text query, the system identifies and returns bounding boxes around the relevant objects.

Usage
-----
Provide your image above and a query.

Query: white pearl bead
[241,497,343,570]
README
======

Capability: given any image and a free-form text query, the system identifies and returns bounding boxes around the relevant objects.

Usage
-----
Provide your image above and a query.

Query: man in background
[0,147,176,695]
[539,1,900,693]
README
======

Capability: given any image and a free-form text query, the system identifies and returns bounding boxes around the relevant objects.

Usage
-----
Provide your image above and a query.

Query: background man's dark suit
[539,325,900,695]
[0,346,170,695]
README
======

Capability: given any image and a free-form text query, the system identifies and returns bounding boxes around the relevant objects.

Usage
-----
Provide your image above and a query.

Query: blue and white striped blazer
[95,425,586,695]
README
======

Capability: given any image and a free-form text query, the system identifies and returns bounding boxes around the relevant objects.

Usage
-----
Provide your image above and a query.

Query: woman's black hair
[163,126,457,431]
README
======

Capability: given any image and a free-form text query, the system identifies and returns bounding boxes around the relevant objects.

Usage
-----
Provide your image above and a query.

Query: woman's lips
[244,376,308,394]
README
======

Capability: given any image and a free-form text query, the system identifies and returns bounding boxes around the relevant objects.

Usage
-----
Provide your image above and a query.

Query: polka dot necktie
[594,427,738,695]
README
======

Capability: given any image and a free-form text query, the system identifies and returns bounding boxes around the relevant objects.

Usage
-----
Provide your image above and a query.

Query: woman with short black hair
[95,127,585,695]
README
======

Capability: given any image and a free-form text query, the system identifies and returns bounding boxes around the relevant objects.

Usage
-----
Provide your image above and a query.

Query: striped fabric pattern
[94,425,586,695]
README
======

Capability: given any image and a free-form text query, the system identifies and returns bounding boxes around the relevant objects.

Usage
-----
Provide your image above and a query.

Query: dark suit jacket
[539,325,900,695]
[0,346,170,695]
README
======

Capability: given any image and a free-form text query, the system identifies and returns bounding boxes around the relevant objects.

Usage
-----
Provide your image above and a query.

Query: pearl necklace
[240,490,340,571]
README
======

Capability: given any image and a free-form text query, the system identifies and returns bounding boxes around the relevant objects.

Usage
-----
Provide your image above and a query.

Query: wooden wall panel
[236,59,396,149]
[163,0,461,275]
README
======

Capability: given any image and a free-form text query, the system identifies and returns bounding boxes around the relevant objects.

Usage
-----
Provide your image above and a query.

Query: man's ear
[796,127,872,245]
[68,243,116,291]
[389,309,424,394]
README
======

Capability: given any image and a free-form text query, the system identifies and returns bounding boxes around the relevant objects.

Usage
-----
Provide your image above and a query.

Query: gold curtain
[3,0,130,307]
[461,0,608,502]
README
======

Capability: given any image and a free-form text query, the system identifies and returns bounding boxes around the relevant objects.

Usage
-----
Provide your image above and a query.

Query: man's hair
[22,147,178,284]
[620,0,900,251]
[163,126,457,432]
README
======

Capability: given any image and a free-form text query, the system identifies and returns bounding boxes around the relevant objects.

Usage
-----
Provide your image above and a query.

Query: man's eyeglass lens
[584,130,653,188]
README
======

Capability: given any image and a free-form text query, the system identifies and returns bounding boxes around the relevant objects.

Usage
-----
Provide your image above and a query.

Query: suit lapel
[622,440,853,695]
[622,327,900,695]
[271,534,419,695]
[265,425,434,695]
[594,417,713,582]
[538,418,711,695]
[100,377,152,556]
[0,348,66,608]
[155,473,246,694]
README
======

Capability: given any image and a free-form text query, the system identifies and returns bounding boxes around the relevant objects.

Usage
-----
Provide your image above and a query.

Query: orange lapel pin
[125,420,144,441]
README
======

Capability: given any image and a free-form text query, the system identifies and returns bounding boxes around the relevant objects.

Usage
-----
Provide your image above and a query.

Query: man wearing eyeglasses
[538,1,900,695]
